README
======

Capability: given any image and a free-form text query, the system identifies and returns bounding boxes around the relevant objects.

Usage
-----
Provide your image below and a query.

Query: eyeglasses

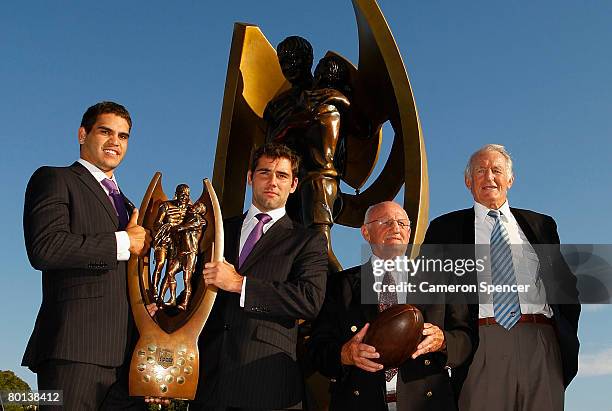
[365,218,411,229]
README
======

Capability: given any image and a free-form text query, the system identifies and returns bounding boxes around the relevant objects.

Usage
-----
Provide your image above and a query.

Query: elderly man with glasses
[308,201,474,411]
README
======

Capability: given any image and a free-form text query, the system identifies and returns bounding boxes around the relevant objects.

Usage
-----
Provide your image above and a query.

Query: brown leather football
[363,304,424,367]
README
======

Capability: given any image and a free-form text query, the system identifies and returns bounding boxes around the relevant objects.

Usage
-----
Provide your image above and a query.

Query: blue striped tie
[488,210,521,330]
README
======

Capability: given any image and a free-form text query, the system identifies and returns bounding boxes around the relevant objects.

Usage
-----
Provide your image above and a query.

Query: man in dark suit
[190,143,328,411]
[423,144,580,411]
[22,101,151,410]
[308,201,475,411]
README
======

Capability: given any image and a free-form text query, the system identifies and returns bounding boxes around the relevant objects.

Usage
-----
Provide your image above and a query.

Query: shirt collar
[474,200,511,223]
[244,203,286,225]
[370,254,383,267]
[77,158,119,187]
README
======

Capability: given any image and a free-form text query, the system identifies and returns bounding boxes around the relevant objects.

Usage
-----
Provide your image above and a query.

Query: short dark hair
[80,101,132,133]
[250,143,300,178]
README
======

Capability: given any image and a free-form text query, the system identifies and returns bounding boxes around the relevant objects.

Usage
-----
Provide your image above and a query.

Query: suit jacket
[22,162,135,370]
[194,214,328,409]
[307,261,475,411]
[423,207,580,389]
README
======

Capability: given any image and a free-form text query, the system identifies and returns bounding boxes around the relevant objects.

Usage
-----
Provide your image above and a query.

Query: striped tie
[488,210,521,330]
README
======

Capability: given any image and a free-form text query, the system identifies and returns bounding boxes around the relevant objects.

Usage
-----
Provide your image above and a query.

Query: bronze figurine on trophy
[150,184,208,311]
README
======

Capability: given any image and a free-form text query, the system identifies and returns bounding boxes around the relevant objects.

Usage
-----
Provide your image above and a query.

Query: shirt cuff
[116,231,131,261]
[239,277,247,307]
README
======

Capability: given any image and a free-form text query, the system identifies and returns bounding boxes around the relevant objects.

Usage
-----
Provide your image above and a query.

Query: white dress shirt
[237,204,286,306]
[370,254,406,395]
[473,201,552,318]
[78,158,131,261]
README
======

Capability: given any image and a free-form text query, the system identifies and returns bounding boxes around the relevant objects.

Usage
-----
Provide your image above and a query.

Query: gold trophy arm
[334,0,429,245]
[213,23,289,218]
[185,179,223,337]
[128,172,169,333]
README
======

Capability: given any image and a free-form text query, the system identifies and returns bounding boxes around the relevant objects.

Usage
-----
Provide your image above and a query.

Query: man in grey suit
[423,144,580,411]
[23,101,151,410]
[190,143,328,411]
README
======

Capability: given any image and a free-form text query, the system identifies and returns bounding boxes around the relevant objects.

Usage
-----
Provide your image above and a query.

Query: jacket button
[330,378,337,383]
[350,325,357,332]
[353,390,360,396]
[424,359,431,366]
[426,391,433,398]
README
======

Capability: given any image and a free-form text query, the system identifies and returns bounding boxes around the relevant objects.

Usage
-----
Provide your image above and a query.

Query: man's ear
[78,127,86,144]
[361,225,370,243]
[464,175,472,190]
[247,170,253,186]
[507,174,515,189]
[290,177,298,193]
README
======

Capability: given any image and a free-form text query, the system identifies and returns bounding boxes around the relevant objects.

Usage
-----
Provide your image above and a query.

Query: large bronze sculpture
[265,49,356,269]
[127,177,222,400]
[213,0,429,272]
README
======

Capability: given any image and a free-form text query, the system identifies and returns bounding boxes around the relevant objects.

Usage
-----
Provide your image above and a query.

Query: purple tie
[101,178,129,229]
[239,213,272,268]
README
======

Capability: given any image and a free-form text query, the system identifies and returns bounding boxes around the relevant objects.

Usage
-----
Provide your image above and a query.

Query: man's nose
[107,132,120,145]
[268,174,279,186]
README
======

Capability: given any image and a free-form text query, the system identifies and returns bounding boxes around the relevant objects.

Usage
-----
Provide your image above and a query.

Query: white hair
[464,144,513,180]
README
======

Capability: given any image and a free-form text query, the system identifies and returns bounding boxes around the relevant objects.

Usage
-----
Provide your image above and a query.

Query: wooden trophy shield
[127,174,223,400]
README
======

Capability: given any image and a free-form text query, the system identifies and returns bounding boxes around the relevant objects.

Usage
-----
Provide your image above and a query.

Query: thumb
[354,323,370,342]
[128,208,139,227]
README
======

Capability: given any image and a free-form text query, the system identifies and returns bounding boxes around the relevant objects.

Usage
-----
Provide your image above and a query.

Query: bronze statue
[265,51,354,269]
[151,184,191,300]
[214,0,430,264]
[158,202,207,310]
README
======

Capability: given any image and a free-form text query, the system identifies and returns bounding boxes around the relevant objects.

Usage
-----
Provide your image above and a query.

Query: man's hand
[146,303,158,317]
[126,208,151,256]
[144,397,170,406]
[411,322,446,359]
[202,260,244,293]
[340,323,383,373]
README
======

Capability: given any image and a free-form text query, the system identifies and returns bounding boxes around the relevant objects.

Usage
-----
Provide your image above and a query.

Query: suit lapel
[70,162,119,227]
[510,208,540,244]
[239,214,293,273]
[224,216,244,266]
[358,260,379,323]
[463,207,476,244]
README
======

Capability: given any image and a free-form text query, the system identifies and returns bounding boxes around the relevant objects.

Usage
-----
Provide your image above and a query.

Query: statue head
[175,184,191,206]
[277,36,314,86]
[314,55,350,91]
[189,202,206,215]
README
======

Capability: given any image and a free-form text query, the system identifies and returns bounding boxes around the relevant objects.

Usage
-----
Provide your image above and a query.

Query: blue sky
[1,1,611,409]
